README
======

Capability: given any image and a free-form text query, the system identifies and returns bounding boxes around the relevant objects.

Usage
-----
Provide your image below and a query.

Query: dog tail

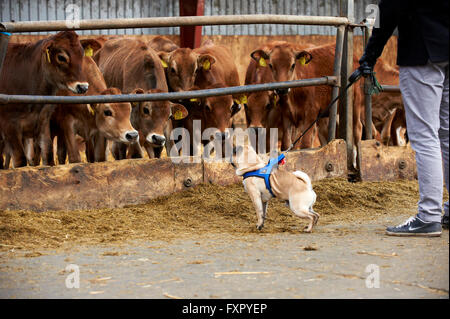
[293,171,312,189]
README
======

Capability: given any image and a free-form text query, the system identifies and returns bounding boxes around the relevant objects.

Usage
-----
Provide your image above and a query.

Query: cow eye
[143,107,150,115]
[170,67,176,74]
[57,54,67,63]
[268,64,273,69]
[291,63,296,70]
[104,110,112,117]
[266,104,272,110]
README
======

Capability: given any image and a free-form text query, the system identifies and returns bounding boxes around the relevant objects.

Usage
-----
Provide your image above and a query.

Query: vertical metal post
[0,31,11,78]
[363,25,373,140]
[328,25,345,142]
[179,0,205,49]
[338,0,355,170]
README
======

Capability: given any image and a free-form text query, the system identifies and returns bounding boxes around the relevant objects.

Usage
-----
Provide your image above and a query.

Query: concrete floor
[0,213,448,299]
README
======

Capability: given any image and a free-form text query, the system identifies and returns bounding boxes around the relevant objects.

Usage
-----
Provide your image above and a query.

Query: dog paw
[303,226,312,233]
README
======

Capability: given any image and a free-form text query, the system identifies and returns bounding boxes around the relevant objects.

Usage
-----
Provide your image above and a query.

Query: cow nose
[125,131,139,142]
[151,134,166,146]
[275,88,289,95]
[76,83,89,94]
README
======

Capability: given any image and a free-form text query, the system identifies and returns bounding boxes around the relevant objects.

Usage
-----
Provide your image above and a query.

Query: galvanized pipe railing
[381,85,401,92]
[0,76,338,105]
[0,14,350,33]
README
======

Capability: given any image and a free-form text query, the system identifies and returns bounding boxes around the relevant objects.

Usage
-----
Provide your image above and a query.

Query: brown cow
[48,39,138,164]
[94,37,174,158]
[148,36,179,53]
[111,88,188,159]
[244,44,311,151]
[0,31,88,168]
[176,84,235,157]
[159,41,241,95]
[159,41,242,154]
[249,42,337,151]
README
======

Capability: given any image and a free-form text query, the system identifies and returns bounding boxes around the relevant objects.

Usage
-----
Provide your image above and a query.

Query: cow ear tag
[87,104,95,116]
[298,56,307,65]
[240,95,248,105]
[46,49,51,63]
[272,94,278,107]
[161,60,168,68]
[259,58,267,67]
[84,45,93,57]
[190,98,198,102]
[173,110,184,120]
[202,60,211,70]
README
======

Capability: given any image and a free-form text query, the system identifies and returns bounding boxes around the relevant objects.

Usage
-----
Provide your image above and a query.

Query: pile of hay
[0,178,446,252]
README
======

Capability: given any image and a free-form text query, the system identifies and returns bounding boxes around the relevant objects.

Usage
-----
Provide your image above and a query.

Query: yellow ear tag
[46,49,51,63]
[272,95,278,108]
[233,98,240,105]
[202,60,211,70]
[190,98,198,102]
[173,110,184,120]
[161,60,168,68]
[87,104,95,116]
[298,56,306,65]
[259,58,267,67]
[84,45,93,57]
[240,95,248,104]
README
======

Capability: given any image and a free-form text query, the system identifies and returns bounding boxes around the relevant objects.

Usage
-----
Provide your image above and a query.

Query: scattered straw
[0,178,446,253]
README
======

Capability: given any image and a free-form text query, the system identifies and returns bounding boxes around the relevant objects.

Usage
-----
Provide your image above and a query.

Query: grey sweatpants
[400,61,449,223]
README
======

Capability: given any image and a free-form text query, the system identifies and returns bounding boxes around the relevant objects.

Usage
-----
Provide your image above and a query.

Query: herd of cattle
[0,31,406,169]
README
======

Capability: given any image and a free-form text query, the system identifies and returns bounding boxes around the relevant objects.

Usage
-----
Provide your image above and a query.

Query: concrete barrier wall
[0,140,347,212]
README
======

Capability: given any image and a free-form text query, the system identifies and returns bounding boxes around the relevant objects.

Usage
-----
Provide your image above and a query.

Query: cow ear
[171,103,188,120]
[80,39,102,57]
[269,91,279,108]
[296,51,313,65]
[158,52,170,68]
[251,50,270,67]
[131,88,145,107]
[43,41,54,64]
[198,54,215,71]
[132,88,145,95]
[87,103,98,116]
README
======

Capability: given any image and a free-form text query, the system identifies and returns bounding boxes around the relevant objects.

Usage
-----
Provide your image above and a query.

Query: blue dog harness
[242,154,286,197]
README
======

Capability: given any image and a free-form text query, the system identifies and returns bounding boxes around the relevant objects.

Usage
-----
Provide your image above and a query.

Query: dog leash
[284,69,383,153]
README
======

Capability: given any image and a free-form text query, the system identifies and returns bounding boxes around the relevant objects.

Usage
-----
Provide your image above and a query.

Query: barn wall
[1,0,378,35]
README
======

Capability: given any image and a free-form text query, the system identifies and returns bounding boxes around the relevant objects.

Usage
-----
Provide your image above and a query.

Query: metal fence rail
[0,14,350,33]
[0,77,338,104]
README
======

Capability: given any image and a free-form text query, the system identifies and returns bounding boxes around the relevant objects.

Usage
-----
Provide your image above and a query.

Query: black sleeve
[360,0,400,66]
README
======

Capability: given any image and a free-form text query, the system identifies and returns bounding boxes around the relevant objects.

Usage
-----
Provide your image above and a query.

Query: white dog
[232,144,319,232]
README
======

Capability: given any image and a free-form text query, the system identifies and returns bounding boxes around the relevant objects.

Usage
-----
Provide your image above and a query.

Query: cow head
[131,88,188,147]
[245,91,279,130]
[89,88,138,143]
[250,45,312,95]
[158,48,215,92]
[187,85,235,141]
[42,31,89,94]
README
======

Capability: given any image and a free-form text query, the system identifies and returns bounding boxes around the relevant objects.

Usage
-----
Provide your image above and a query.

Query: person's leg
[386,61,446,236]
[439,64,449,226]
